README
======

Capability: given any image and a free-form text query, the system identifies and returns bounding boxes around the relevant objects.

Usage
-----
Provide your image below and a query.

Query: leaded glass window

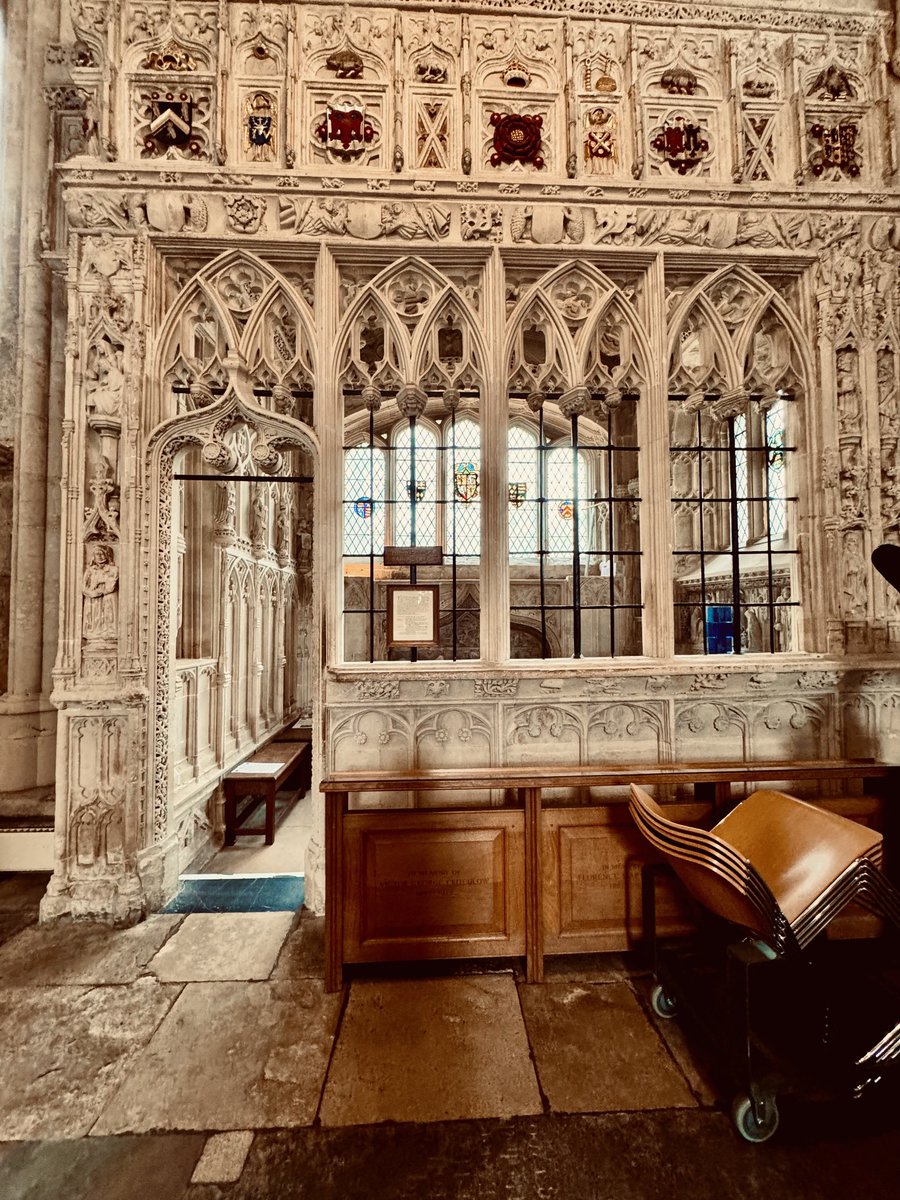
[343,444,386,556]
[392,423,438,547]
[445,416,481,557]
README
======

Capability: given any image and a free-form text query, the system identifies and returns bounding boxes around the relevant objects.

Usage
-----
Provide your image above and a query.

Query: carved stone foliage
[223,194,267,234]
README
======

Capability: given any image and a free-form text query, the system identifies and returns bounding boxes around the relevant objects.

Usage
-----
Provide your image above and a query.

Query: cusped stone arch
[505,290,581,397]
[144,388,319,848]
[233,27,287,77]
[330,710,412,777]
[152,249,316,430]
[475,33,561,94]
[670,264,812,402]
[305,36,389,83]
[408,39,456,86]
[582,293,653,399]
[240,281,317,410]
[365,255,479,332]
[335,286,409,401]
[640,54,721,101]
[667,286,745,396]
[803,59,865,104]
[409,288,489,396]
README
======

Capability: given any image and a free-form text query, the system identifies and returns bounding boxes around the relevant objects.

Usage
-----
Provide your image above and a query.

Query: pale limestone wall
[0,0,898,919]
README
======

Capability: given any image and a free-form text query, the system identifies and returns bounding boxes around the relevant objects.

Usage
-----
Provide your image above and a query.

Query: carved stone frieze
[278,197,450,240]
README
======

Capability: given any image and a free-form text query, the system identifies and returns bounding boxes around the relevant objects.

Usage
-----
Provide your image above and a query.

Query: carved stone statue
[82,543,119,641]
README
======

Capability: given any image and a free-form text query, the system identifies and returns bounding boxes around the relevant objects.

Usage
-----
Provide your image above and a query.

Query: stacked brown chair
[629,785,900,956]
[629,784,900,1135]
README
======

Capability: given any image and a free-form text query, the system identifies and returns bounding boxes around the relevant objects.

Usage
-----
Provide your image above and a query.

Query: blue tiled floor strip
[162,874,304,914]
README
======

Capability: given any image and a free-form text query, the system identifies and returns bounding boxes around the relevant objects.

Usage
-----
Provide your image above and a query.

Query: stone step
[0,816,54,871]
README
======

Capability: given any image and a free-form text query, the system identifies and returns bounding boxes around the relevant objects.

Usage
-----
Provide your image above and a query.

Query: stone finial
[395,383,428,418]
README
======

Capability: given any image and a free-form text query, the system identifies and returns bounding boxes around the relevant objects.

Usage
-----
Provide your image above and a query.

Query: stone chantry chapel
[4,0,900,945]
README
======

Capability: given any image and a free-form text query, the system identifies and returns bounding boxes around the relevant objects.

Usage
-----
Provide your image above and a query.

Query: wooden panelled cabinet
[321,761,898,992]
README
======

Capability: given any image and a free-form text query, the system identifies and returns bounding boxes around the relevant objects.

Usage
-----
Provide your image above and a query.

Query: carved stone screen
[19,0,900,923]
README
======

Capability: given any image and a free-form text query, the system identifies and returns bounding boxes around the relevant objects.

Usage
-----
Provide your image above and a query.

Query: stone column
[0,0,62,795]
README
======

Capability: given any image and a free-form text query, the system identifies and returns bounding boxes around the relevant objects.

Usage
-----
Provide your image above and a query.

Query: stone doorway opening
[150,402,319,912]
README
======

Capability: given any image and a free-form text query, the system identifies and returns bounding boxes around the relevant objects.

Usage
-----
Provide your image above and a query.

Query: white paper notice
[393,589,434,642]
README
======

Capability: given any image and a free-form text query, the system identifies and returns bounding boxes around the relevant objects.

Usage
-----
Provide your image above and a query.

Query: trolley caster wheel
[650,984,678,1019]
[731,1094,780,1143]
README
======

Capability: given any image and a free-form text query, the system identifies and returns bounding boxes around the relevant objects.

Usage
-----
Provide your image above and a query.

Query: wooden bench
[224,739,312,846]
[320,759,898,992]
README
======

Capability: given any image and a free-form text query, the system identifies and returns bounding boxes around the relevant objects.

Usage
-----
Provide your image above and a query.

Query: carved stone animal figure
[326,49,363,79]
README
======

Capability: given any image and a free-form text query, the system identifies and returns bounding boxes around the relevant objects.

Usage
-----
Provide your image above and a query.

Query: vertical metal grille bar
[408,415,418,664]
[538,407,547,658]
[450,410,458,662]
[606,405,616,659]
[727,414,743,655]
[368,410,376,665]
[696,408,708,654]
[764,405,776,652]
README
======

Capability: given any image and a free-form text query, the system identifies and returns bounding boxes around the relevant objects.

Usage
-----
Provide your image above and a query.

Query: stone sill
[326,653,900,684]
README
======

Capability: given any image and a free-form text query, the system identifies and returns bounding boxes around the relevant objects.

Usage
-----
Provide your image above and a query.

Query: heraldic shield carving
[809,122,862,178]
[145,91,198,155]
[651,114,709,174]
[316,101,375,156]
[490,113,544,169]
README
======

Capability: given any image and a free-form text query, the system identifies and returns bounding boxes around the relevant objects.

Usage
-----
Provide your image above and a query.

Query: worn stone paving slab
[0,916,183,986]
[0,977,181,1140]
[92,979,341,1134]
[148,911,294,982]
[271,915,324,980]
[518,980,697,1113]
[319,976,542,1127]
[632,976,720,1107]
[0,1133,205,1200]
[526,953,633,984]
[187,1107,900,1200]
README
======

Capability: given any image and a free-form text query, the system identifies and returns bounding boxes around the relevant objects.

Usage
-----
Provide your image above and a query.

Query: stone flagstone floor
[1,872,900,1199]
